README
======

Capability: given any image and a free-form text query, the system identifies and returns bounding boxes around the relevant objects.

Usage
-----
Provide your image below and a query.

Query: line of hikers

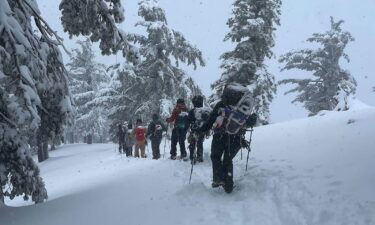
[117,83,257,193]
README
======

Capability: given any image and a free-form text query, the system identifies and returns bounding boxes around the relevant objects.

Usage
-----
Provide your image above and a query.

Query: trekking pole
[163,129,168,159]
[189,134,197,184]
[245,128,254,172]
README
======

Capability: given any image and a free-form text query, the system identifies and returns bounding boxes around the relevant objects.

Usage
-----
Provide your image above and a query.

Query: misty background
[37,0,375,122]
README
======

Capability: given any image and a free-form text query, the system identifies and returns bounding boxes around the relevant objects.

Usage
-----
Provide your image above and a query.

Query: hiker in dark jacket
[187,95,210,163]
[117,124,125,154]
[199,84,257,193]
[166,98,189,160]
[147,114,166,159]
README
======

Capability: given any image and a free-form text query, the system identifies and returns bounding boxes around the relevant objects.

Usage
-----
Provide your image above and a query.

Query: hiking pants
[119,141,125,154]
[170,127,187,158]
[134,141,146,158]
[126,146,133,157]
[151,137,162,159]
[210,133,241,185]
[188,132,205,161]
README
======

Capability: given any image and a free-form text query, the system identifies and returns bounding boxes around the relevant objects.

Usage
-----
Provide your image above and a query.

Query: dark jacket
[147,120,166,139]
[118,126,125,143]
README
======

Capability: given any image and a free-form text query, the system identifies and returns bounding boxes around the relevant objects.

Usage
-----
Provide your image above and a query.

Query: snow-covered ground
[1,106,375,225]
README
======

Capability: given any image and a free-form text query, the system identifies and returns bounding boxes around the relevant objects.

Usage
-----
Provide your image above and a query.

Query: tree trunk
[0,193,4,205]
[42,141,49,160]
[37,131,44,163]
[87,134,93,144]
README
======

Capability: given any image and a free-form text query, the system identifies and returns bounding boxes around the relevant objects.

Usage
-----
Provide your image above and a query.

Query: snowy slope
[1,107,375,225]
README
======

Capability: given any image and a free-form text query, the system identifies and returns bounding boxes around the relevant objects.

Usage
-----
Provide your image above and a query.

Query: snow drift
[1,106,375,225]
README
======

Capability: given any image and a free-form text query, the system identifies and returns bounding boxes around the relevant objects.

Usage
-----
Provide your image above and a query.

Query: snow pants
[151,137,162,159]
[125,146,133,157]
[210,133,242,186]
[118,141,125,154]
[134,140,146,158]
[170,127,187,158]
[188,132,205,161]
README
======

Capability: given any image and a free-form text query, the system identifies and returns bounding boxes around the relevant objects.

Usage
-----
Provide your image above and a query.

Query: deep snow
[1,107,375,225]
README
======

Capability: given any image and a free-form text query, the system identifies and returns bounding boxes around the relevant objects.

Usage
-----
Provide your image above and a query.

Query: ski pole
[163,129,168,159]
[245,128,254,172]
[189,134,197,184]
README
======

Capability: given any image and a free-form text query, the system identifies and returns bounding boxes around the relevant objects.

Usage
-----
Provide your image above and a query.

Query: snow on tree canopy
[210,0,281,124]
[1,0,74,203]
[102,0,205,138]
[59,0,140,63]
[67,39,110,143]
[279,17,357,116]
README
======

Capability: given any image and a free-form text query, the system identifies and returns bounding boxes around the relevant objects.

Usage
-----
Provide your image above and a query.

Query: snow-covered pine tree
[67,39,110,143]
[279,17,357,116]
[211,0,281,124]
[35,39,73,162]
[59,0,139,63]
[128,0,205,120]
[0,0,75,203]
[102,0,205,132]
[102,63,140,140]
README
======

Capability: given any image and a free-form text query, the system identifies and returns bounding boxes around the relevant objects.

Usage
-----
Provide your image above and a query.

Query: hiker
[166,98,189,160]
[199,83,257,193]
[123,122,133,157]
[117,123,125,154]
[132,119,147,158]
[147,113,166,159]
[187,95,211,163]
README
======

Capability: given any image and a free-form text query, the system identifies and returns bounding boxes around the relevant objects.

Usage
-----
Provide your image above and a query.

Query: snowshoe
[170,155,177,160]
[211,181,225,188]
[224,174,234,193]
[182,156,189,162]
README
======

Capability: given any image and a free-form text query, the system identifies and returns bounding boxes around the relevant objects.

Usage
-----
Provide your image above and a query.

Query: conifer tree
[211,0,281,123]
[1,0,133,203]
[279,17,357,115]
[0,0,75,203]
[67,39,110,143]
[103,0,205,133]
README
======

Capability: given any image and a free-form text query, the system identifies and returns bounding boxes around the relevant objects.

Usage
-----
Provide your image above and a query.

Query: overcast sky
[37,0,375,123]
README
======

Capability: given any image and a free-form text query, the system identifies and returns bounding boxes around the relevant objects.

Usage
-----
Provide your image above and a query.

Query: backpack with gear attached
[216,84,255,135]
[175,111,189,129]
[153,123,163,137]
[192,107,212,130]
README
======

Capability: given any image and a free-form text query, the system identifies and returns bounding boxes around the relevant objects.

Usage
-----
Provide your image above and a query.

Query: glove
[246,113,257,128]
[241,138,250,149]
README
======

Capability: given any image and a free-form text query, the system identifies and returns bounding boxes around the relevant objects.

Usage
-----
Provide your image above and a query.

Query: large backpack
[153,123,163,137]
[192,107,212,130]
[175,111,189,129]
[135,126,146,142]
[217,87,255,135]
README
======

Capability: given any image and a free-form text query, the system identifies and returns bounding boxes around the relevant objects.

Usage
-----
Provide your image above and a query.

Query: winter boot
[211,181,225,188]
[224,173,234,193]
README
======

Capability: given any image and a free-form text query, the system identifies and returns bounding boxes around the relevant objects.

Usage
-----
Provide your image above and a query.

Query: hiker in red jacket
[132,119,148,158]
[166,99,189,160]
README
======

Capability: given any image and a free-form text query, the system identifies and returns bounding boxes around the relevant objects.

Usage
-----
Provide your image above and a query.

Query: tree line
[0,0,363,204]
